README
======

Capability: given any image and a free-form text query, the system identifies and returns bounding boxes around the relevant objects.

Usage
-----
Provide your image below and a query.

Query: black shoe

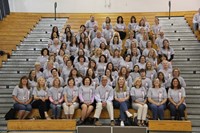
[77,120,84,125]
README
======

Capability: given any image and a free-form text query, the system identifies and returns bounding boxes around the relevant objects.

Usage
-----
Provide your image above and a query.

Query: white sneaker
[126,111,133,118]
[120,121,125,126]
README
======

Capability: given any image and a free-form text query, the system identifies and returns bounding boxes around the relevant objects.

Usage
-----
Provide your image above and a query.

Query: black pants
[118,31,126,40]
[32,99,50,119]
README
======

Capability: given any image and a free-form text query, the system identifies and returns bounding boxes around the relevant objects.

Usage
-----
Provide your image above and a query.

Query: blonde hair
[37,77,47,91]
[115,76,127,92]
[133,77,142,88]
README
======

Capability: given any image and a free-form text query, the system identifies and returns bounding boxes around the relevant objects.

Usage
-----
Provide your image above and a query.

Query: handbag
[4,108,16,120]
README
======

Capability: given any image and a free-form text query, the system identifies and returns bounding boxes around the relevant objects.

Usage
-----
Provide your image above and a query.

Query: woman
[158,39,175,62]
[67,68,82,87]
[63,78,79,119]
[28,70,37,89]
[130,77,148,126]
[36,48,49,69]
[102,16,113,30]
[145,61,157,81]
[110,49,123,70]
[56,49,66,65]
[147,78,167,120]
[168,78,186,120]
[91,48,102,63]
[12,76,32,119]
[128,16,138,32]
[100,42,111,60]
[46,68,64,88]
[32,77,50,119]
[130,65,140,82]
[118,66,133,88]
[48,77,64,119]
[113,76,132,126]
[75,55,88,77]
[114,16,126,40]
[97,55,108,77]
[157,72,167,89]
[110,35,122,54]
[104,69,114,87]
[61,60,73,82]
[136,55,146,70]
[78,77,95,125]
[120,54,133,72]
[86,68,99,88]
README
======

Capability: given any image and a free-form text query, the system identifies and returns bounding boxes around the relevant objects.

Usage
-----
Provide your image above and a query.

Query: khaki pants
[132,103,148,120]
[94,102,114,120]
[62,102,79,115]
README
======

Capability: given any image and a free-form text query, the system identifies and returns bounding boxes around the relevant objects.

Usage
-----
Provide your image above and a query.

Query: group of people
[12,14,187,127]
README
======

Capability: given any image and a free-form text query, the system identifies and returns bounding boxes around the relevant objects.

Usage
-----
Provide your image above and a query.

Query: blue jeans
[50,103,62,119]
[14,103,32,112]
[193,23,199,31]
[168,103,186,118]
[113,100,130,121]
[148,103,166,120]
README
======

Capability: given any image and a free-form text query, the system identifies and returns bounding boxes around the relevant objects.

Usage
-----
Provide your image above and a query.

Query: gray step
[0,73,27,78]
[0,70,28,74]
[17,45,47,50]
[0,98,13,104]
[173,61,200,65]
[10,55,39,59]
[0,67,32,71]
[186,98,200,104]
[3,61,35,65]
[27,34,50,38]
[191,120,200,127]
[24,38,49,42]
[186,89,200,95]
[7,58,36,62]
[12,50,40,54]
[0,89,13,94]
[2,64,35,68]
[192,127,200,132]
[21,41,48,44]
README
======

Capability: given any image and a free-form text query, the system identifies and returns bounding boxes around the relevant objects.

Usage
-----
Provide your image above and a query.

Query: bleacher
[0,11,199,132]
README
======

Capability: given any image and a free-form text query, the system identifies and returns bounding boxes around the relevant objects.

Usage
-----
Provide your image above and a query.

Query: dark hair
[70,36,77,47]
[51,26,59,37]
[171,78,181,89]
[86,68,96,79]
[69,68,80,78]
[80,25,86,31]
[64,26,71,34]
[139,19,145,27]
[157,72,165,83]
[160,54,168,61]
[78,55,86,62]
[105,69,113,81]
[118,66,129,79]
[50,32,59,40]
[117,16,124,23]
[28,70,37,82]
[60,42,67,50]
[67,77,75,86]
[51,68,58,74]
[78,41,85,49]
[82,76,92,85]
[162,39,170,49]
[139,55,146,63]
[106,62,115,72]
[18,76,30,89]
[105,16,111,23]
[41,48,49,56]
[123,54,131,62]
[130,16,137,23]
[99,55,107,63]
[133,65,140,72]
[66,31,72,42]
[88,59,97,71]
[139,68,146,74]
[113,35,119,44]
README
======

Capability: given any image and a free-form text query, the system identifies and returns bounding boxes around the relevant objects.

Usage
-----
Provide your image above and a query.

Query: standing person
[28,70,37,89]
[128,16,138,32]
[78,77,95,125]
[102,16,113,30]
[130,77,148,126]
[12,76,33,119]
[32,77,51,119]
[63,78,79,119]
[93,76,115,126]
[147,78,167,120]
[168,78,186,120]
[48,78,64,119]
[114,16,127,40]
[113,76,132,126]
[85,15,98,33]
[193,8,200,31]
